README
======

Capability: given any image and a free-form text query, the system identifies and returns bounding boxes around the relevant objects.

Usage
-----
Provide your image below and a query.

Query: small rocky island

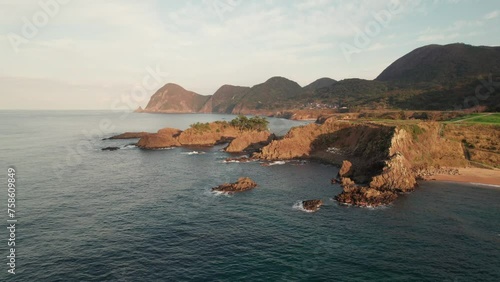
[302,200,323,212]
[212,177,258,193]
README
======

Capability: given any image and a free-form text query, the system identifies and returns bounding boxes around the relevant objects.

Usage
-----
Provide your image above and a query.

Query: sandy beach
[424,167,500,186]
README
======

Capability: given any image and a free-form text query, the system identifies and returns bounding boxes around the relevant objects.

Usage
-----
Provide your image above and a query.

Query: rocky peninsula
[106,116,273,153]
[105,115,500,207]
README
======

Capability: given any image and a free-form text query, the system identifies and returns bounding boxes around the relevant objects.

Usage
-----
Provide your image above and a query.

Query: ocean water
[0,110,499,281]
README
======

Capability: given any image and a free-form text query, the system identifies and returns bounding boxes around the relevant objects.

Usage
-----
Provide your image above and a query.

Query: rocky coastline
[103,116,496,208]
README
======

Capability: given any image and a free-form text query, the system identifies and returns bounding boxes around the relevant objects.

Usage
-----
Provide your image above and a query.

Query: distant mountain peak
[303,77,337,91]
[143,83,210,113]
[376,43,500,84]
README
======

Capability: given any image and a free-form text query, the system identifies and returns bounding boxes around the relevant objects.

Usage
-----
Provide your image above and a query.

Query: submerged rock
[224,156,257,163]
[334,186,398,207]
[212,177,257,193]
[104,132,149,140]
[102,146,120,151]
[302,200,323,212]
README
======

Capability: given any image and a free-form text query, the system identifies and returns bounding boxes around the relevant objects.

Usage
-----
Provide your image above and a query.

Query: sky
[0,0,499,110]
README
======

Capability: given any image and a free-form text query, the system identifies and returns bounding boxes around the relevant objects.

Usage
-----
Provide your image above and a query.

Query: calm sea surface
[0,110,499,281]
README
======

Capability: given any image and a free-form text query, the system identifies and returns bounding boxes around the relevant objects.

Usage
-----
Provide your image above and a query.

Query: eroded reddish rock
[225,131,274,152]
[177,122,240,146]
[369,152,416,192]
[302,200,323,212]
[255,123,321,160]
[339,160,353,178]
[157,128,182,137]
[212,177,257,193]
[334,157,403,207]
[137,127,182,149]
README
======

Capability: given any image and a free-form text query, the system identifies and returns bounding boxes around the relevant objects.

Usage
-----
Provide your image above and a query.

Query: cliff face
[137,128,182,149]
[144,83,210,113]
[225,131,274,153]
[256,120,392,166]
[256,118,469,206]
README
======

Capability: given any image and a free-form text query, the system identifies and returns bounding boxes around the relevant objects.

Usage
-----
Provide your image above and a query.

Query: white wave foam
[121,144,137,149]
[470,182,500,188]
[210,190,233,197]
[181,151,205,155]
[222,155,251,163]
[268,161,286,166]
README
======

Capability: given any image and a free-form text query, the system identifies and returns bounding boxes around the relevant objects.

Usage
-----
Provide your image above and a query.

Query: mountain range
[138,43,500,114]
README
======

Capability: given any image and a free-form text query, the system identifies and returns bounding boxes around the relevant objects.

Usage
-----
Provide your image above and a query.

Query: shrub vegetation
[230,115,269,131]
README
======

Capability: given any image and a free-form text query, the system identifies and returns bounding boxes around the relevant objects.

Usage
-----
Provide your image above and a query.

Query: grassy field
[446,113,500,124]
[464,113,500,124]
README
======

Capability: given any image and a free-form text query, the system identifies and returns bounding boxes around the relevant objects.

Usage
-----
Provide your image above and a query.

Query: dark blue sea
[0,110,499,281]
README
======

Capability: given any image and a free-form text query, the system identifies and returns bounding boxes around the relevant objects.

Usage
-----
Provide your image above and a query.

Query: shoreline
[422,167,500,187]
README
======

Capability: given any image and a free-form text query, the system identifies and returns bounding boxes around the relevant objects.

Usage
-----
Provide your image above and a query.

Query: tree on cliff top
[230,115,269,131]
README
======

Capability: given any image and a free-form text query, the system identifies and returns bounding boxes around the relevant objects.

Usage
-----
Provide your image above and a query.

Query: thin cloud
[484,10,498,20]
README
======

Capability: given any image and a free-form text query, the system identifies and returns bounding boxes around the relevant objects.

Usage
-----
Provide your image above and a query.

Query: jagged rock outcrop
[137,128,182,149]
[335,186,398,207]
[177,122,240,146]
[334,160,401,207]
[369,152,416,192]
[255,123,334,160]
[256,119,387,161]
[338,160,353,178]
[331,121,468,206]
[302,200,323,212]
[212,177,257,193]
[225,131,274,153]
[134,121,273,149]
[254,118,469,206]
